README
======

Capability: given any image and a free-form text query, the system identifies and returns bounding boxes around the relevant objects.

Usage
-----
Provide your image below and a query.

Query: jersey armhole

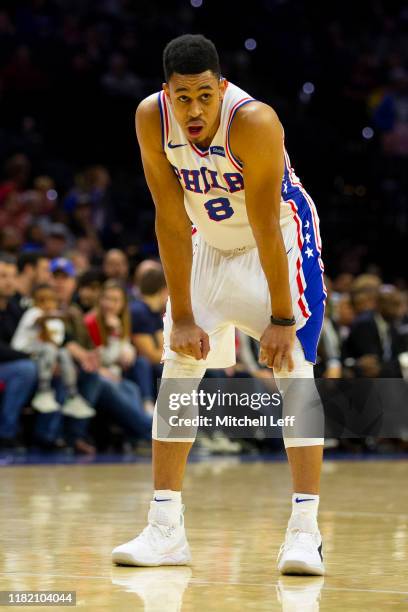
[225,98,256,172]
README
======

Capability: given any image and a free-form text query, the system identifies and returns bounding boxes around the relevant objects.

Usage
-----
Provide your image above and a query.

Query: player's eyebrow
[175,84,214,92]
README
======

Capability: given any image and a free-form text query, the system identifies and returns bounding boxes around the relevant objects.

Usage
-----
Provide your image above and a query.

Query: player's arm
[230,102,295,371]
[135,96,209,360]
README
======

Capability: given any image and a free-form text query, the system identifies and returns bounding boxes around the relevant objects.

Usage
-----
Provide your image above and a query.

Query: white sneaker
[277,514,325,576]
[62,395,96,419]
[112,501,192,567]
[31,390,60,413]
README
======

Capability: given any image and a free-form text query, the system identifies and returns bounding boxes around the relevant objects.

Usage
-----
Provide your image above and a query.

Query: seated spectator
[0,226,23,254]
[130,258,161,300]
[316,282,343,379]
[334,293,355,342]
[0,253,37,447]
[85,280,136,376]
[11,283,95,418]
[22,224,47,252]
[45,224,71,259]
[13,251,51,312]
[350,286,379,317]
[75,269,104,313]
[65,250,90,276]
[103,249,129,284]
[131,263,167,366]
[84,281,153,420]
[67,200,102,257]
[50,262,151,445]
[343,285,408,377]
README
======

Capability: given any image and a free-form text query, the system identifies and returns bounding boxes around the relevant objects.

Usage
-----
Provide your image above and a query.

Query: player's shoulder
[234,100,282,133]
[135,92,162,148]
[136,92,161,120]
[229,99,283,158]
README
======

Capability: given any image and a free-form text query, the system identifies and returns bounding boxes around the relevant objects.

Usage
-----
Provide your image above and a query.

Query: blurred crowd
[0,0,407,276]
[0,249,168,454]
[0,1,407,455]
[1,249,407,456]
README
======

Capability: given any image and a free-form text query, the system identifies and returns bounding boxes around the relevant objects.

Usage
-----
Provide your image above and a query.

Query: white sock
[290,493,319,530]
[153,489,182,504]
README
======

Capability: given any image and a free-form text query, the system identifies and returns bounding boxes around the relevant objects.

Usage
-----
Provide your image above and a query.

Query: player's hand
[170,319,210,360]
[259,323,296,372]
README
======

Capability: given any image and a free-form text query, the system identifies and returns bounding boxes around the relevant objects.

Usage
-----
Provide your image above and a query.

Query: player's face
[164,71,227,146]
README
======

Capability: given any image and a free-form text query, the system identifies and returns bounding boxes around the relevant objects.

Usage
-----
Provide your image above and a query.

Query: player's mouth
[187,124,204,138]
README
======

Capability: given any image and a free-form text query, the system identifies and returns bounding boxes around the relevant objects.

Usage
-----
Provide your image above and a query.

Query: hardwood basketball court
[0,459,407,610]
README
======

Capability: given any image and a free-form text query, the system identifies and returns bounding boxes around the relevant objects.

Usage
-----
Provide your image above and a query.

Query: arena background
[0,2,408,611]
[1,0,407,278]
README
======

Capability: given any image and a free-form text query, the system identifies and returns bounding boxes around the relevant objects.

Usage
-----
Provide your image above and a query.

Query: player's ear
[219,77,228,100]
[162,82,171,101]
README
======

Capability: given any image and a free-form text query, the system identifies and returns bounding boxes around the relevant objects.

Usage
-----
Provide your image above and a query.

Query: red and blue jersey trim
[189,142,209,157]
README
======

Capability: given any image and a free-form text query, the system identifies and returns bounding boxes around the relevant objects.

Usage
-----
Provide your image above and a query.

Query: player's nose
[188,99,203,118]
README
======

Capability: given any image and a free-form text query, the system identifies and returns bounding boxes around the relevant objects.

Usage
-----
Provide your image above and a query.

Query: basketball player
[112,34,326,575]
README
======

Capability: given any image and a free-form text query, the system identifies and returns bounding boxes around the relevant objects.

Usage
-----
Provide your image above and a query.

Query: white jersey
[157,81,304,250]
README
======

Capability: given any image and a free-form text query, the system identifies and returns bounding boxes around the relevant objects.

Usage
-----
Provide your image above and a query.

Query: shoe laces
[137,503,184,549]
[279,528,319,557]
[138,521,176,549]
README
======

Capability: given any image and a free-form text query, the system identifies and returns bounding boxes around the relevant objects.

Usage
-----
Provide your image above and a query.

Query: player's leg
[153,440,193,491]
[275,344,325,575]
[285,445,323,495]
[112,358,206,566]
[112,234,236,566]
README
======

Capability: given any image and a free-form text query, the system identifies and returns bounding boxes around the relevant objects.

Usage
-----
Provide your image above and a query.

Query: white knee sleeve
[152,359,206,442]
[275,340,325,449]
[284,437,324,448]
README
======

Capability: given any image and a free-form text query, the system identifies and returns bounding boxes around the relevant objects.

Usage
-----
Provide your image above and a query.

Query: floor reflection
[277,576,324,611]
[111,566,192,611]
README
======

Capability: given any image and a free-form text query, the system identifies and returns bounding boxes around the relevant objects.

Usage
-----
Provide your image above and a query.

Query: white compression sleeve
[152,359,207,442]
[274,340,324,448]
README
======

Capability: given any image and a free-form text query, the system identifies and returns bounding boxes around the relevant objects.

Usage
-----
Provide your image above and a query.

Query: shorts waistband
[216,244,256,258]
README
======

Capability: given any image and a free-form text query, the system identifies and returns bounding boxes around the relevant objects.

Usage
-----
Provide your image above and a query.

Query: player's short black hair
[163,34,220,82]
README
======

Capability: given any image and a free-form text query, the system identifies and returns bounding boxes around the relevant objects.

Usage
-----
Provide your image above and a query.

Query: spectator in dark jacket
[13,251,51,312]
[343,285,408,377]
[0,253,37,447]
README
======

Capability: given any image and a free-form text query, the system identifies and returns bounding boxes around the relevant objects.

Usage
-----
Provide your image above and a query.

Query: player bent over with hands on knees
[112,34,326,576]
